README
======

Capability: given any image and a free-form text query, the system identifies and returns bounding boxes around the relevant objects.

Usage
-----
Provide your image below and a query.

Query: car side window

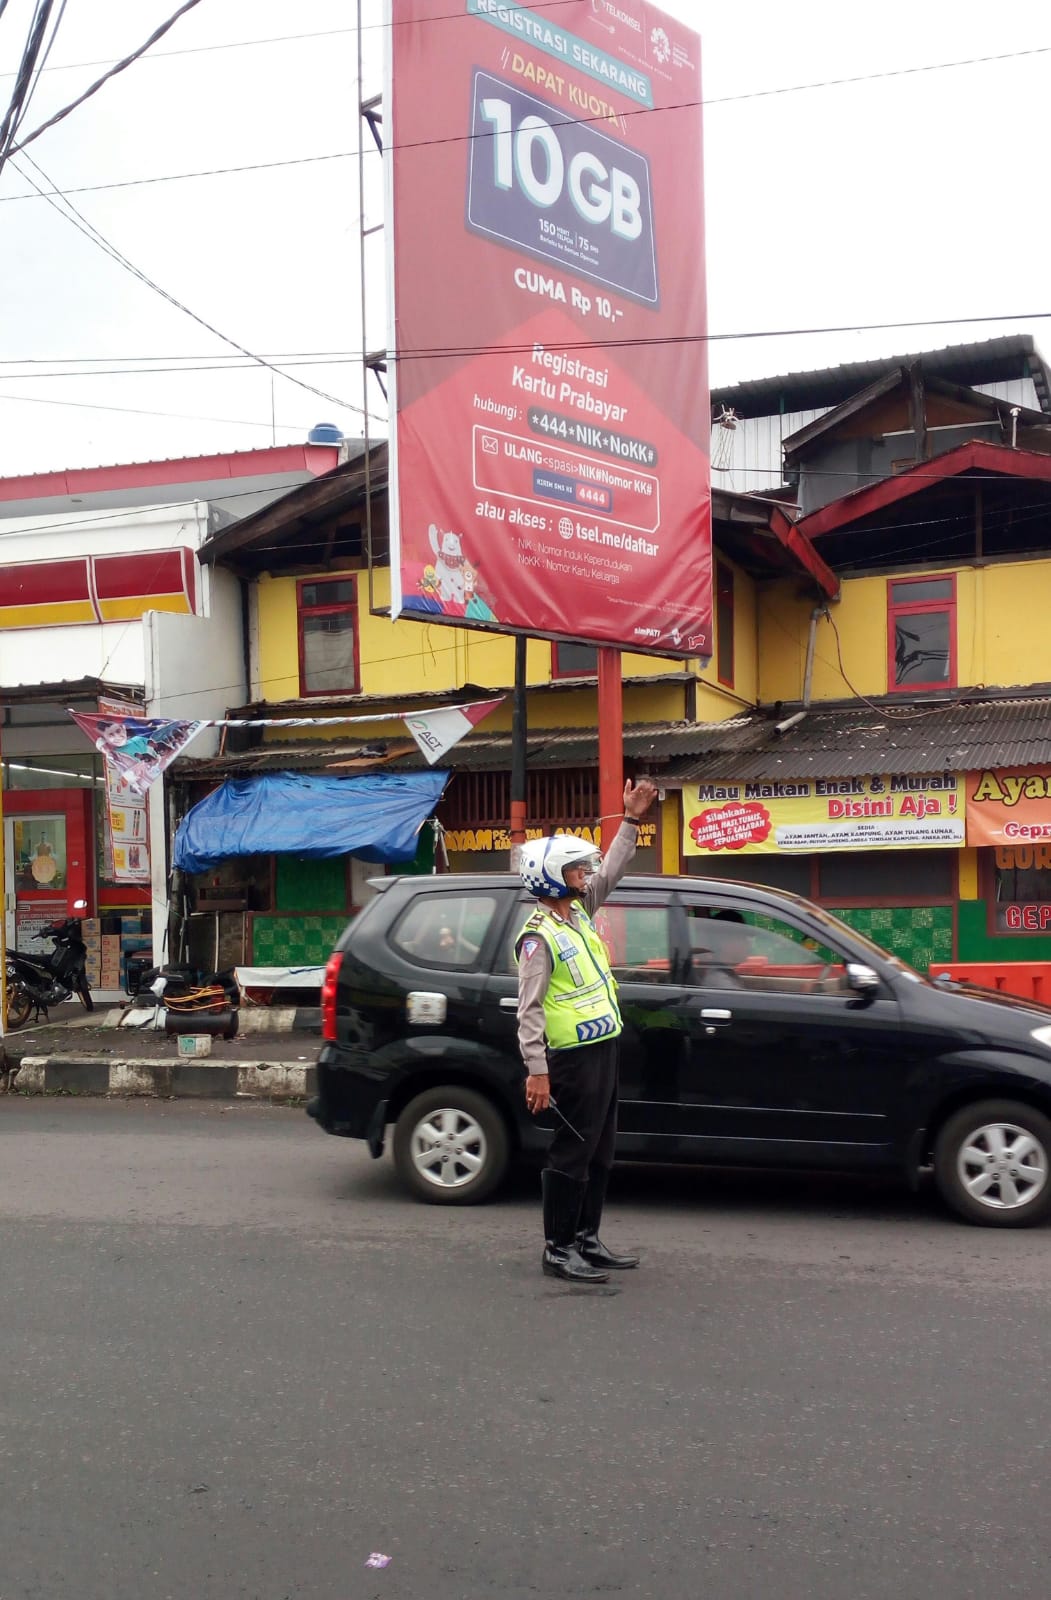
[684,905,849,995]
[595,902,672,984]
[500,898,672,983]
[390,893,499,968]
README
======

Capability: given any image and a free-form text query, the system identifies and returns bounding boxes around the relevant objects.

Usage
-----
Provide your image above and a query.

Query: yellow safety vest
[516,907,623,1051]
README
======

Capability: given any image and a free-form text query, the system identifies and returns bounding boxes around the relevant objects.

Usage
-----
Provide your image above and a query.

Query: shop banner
[683,775,965,855]
[387,0,711,658]
[967,767,1051,848]
[96,697,152,884]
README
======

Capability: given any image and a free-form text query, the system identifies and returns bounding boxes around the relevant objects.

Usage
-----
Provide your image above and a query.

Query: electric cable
[9,152,381,421]
[0,39,1044,191]
[0,0,55,180]
[0,148,365,204]
[0,387,318,431]
[0,311,1049,376]
[3,0,67,153]
[7,0,205,157]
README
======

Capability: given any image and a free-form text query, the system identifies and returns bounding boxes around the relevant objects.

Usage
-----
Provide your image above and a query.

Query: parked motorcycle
[4,903,93,1030]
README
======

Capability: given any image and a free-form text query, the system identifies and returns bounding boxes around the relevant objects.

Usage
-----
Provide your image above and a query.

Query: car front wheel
[392,1086,510,1205]
[934,1100,1051,1227]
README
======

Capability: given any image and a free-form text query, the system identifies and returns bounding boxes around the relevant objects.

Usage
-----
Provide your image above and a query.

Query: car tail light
[321,951,343,1042]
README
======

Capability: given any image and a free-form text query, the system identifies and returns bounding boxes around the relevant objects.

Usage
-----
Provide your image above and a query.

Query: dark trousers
[545,1038,619,1183]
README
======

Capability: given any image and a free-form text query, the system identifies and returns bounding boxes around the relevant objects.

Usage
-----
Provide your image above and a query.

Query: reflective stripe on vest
[515,906,622,1050]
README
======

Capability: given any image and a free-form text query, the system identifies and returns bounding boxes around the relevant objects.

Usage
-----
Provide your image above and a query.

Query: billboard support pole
[598,648,624,856]
[509,635,528,871]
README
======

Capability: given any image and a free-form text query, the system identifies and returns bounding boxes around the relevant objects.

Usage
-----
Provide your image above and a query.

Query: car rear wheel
[934,1100,1051,1227]
[392,1086,509,1205]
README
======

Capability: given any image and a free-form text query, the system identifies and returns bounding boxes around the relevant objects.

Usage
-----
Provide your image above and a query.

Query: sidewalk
[1,1006,322,1102]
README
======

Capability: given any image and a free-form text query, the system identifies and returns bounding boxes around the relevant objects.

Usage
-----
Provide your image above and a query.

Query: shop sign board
[966,767,1051,848]
[682,775,965,856]
[386,0,711,658]
[444,821,656,854]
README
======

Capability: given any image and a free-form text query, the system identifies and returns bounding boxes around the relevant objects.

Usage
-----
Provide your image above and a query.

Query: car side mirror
[846,962,880,996]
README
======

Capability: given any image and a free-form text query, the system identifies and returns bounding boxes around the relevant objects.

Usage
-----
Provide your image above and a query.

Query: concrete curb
[2,1057,317,1102]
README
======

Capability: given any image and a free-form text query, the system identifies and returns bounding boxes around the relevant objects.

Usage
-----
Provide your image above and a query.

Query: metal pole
[509,634,528,870]
[597,647,624,855]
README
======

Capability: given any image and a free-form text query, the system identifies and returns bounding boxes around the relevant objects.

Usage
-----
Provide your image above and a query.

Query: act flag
[403,698,503,765]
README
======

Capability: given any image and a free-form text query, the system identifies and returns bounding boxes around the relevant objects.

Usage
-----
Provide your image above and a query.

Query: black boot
[577,1168,639,1270]
[541,1169,608,1283]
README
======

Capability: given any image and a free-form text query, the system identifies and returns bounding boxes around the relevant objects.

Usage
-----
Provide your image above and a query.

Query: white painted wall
[144,565,245,747]
[143,565,247,967]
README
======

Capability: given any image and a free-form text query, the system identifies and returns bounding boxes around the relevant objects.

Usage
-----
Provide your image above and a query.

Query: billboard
[682,775,966,856]
[386,0,710,659]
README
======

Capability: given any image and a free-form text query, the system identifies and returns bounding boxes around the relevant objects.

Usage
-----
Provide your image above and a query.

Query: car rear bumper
[308,1041,388,1140]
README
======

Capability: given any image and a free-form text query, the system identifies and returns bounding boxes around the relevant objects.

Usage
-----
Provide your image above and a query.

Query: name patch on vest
[576,1014,618,1043]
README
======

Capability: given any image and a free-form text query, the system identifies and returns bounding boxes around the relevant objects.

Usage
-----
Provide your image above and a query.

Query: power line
[9,152,380,421]
[0,388,317,431]
[0,4,578,78]
[7,0,205,157]
[0,148,364,205]
[0,0,57,181]
[374,43,1051,160]
[0,311,1049,382]
[1,38,1044,198]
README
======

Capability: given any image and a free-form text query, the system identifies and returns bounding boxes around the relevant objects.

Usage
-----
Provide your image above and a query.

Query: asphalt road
[2,1099,1049,1600]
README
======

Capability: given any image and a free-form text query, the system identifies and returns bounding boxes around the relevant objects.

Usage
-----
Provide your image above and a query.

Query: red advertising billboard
[386,0,710,659]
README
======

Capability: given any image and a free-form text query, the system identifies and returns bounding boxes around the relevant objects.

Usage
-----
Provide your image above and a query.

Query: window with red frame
[551,641,598,679]
[716,561,734,687]
[888,575,956,691]
[298,578,359,695]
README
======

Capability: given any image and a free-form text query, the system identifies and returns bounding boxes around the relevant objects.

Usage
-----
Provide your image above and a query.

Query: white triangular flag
[403,698,503,765]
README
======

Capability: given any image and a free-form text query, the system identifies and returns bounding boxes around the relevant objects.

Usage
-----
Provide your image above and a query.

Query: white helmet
[520,835,602,900]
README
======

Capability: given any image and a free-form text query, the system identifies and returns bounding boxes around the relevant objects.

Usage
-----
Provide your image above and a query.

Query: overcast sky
[1,0,1048,477]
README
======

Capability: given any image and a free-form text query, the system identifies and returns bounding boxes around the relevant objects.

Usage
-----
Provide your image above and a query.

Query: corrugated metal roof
[711,336,1051,420]
[665,699,1051,783]
[176,720,749,783]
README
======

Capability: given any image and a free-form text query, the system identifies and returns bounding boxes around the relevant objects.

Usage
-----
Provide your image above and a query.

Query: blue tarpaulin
[173,770,449,874]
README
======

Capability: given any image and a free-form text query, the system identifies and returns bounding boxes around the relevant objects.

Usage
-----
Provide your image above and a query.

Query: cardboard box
[120,917,143,934]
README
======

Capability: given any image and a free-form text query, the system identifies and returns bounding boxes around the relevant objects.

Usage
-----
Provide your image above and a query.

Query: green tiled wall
[830,905,954,971]
[251,915,347,967]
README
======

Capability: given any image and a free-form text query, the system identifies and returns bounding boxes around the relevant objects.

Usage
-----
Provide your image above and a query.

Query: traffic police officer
[516,778,658,1282]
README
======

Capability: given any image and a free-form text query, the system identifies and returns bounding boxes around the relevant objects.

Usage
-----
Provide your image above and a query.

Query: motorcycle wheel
[77,979,94,1013]
[4,979,34,1031]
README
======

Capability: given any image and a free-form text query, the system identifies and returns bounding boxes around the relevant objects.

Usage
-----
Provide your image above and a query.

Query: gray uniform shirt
[516,821,640,1077]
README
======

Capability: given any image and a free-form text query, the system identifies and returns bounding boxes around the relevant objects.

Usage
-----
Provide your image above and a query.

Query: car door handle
[499,996,518,1012]
[700,1008,732,1023]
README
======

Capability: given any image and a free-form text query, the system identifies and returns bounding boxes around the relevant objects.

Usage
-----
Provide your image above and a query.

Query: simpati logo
[650,26,671,65]
[669,626,682,646]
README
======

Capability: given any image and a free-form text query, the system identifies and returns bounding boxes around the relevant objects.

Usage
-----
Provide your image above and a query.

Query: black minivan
[308,872,1051,1226]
